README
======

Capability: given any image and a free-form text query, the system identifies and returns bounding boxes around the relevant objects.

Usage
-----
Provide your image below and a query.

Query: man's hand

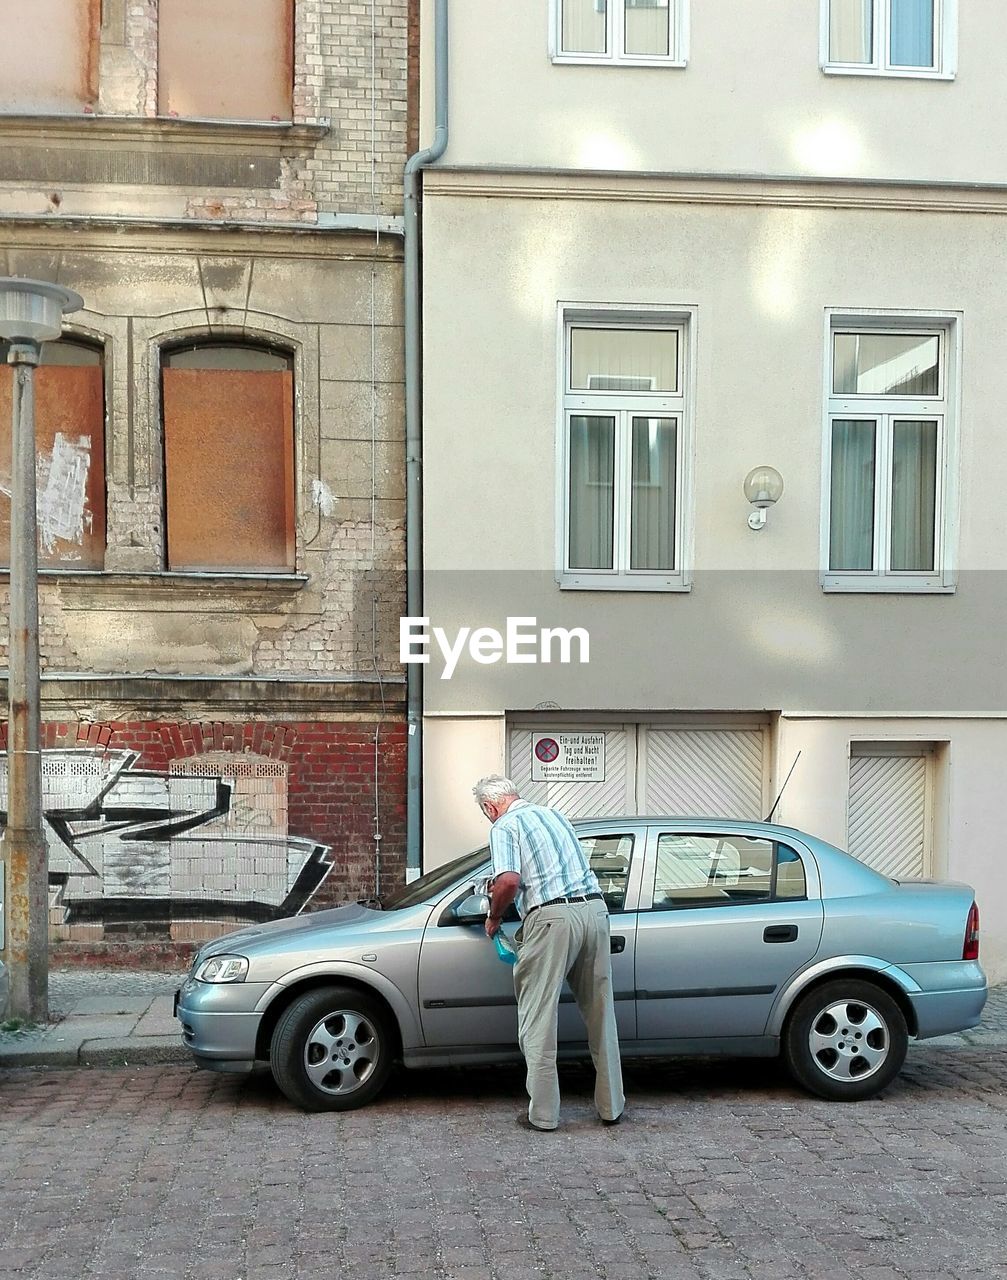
[484,871,520,937]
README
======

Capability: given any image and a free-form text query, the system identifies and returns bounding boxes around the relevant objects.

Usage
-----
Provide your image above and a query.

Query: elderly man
[473,774,624,1132]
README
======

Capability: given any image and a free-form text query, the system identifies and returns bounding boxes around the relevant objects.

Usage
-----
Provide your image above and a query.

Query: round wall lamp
[743,465,784,531]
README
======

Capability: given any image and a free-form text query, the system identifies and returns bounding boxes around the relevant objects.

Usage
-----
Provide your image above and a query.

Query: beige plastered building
[417,0,1007,979]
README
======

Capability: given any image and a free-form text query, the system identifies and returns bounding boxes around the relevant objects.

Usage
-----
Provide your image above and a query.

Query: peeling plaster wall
[0,0,409,222]
[0,234,406,682]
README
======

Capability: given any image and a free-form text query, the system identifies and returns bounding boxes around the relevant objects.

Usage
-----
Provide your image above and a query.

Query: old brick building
[0,0,410,961]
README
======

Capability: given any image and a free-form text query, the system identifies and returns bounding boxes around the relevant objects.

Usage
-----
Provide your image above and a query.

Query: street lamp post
[0,279,83,1023]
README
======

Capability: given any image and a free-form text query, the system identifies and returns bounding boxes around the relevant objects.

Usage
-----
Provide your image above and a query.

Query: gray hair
[472,774,521,806]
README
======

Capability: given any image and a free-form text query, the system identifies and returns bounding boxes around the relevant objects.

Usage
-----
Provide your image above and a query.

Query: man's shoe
[516,1114,555,1132]
[601,1113,623,1126]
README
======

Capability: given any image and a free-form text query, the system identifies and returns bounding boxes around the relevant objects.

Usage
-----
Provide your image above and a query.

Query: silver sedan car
[175,818,987,1111]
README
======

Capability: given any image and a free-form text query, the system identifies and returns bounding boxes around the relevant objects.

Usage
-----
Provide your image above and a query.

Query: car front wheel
[783,979,908,1101]
[269,985,394,1112]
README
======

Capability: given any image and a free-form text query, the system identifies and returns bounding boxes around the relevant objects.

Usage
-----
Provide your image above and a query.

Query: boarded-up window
[0,0,99,114]
[0,343,106,570]
[158,0,294,120]
[162,345,295,572]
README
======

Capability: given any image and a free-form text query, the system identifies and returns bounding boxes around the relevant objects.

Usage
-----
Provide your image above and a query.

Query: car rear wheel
[270,985,394,1112]
[783,979,908,1101]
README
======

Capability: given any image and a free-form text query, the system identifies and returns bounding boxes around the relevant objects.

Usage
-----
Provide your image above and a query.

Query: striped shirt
[489,799,600,916]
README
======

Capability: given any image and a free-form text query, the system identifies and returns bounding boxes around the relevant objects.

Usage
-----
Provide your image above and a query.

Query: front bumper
[175,975,271,1071]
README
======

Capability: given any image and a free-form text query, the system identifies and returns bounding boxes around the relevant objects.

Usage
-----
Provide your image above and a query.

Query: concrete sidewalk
[0,969,187,1069]
[1,968,1005,1071]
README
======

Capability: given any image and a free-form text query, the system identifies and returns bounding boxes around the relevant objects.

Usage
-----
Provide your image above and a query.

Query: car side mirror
[454,892,490,924]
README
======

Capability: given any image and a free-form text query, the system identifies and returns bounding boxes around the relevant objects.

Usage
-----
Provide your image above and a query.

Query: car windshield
[380,847,490,911]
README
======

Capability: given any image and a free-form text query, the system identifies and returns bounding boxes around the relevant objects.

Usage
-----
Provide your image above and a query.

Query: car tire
[270,985,394,1112]
[783,979,908,1102]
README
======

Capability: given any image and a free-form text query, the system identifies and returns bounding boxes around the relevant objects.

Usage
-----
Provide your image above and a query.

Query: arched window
[161,342,295,572]
[0,337,106,570]
[157,0,294,121]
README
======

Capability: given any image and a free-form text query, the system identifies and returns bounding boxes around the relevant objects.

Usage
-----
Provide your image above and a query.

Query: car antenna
[765,751,801,823]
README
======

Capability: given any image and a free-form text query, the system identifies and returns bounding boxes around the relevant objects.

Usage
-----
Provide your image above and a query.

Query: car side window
[649,834,806,909]
[579,834,634,913]
[775,843,807,900]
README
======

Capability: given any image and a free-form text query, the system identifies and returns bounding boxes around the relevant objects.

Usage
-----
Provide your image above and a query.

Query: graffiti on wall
[0,748,334,928]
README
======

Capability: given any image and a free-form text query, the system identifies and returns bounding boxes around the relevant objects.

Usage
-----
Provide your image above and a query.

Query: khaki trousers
[513,899,625,1129]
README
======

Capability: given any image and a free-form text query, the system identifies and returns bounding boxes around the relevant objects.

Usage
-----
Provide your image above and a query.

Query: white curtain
[890,419,937,570]
[830,0,873,62]
[625,0,670,57]
[830,419,876,570]
[563,0,607,53]
[890,0,934,67]
[569,415,614,569]
[630,416,676,570]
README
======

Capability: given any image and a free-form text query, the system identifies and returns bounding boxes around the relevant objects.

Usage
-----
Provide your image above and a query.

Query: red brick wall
[2,717,406,965]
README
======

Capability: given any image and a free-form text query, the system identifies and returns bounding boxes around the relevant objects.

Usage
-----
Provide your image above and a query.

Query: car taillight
[963,901,980,961]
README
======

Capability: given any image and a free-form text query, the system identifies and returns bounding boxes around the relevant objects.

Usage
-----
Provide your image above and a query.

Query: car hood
[197,903,381,962]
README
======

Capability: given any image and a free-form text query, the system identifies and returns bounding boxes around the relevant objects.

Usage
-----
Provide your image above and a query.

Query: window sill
[0,114,330,148]
[26,570,309,612]
[821,64,955,81]
[558,573,691,593]
[552,55,688,69]
[821,574,956,594]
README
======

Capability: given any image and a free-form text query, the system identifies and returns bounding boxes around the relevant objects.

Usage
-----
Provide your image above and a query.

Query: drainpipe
[404,0,449,881]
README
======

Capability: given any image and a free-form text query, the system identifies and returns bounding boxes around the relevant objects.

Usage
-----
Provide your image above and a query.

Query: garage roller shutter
[848,753,928,879]
[642,728,765,818]
[507,727,634,818]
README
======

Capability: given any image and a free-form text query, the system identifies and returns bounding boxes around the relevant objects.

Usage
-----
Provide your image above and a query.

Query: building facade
[0,0,410,961]
[417,0,1007,979]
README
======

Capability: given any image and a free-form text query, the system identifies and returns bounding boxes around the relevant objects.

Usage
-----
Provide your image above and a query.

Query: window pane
[580,834,633,911]
[631,416,676,570]
[625,0,671,57]
[570,328,678,392]
[775,845,807,900]
[164,345,291,372]
[890,0,935,67]
[833,332,939,396]
[830,0,873,62]
[158,0,293,120]
[830,419,876,571]
[890,419,937,571]
[0,364,106,569]
[163,364,295,570]
[562,0,607,53]
[0,0,98,113]
[652,834,774,909]
[568,415,615,570]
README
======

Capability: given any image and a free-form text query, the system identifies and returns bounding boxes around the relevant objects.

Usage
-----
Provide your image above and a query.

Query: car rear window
[649,834,806,909]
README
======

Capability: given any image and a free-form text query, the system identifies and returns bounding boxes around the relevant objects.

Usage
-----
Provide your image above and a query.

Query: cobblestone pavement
[2,1048,1006,1280]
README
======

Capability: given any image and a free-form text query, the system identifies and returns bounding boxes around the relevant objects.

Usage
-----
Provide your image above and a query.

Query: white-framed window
[552,0,688,67]
[821,0,956,79]
[558,307,693,592]
[821,312,959,593]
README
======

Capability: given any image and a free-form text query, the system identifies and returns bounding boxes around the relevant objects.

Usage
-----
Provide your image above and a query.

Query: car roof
[572,815,804,839]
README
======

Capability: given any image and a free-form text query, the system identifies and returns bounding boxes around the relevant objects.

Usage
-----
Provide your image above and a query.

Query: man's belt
[525,892,604,917]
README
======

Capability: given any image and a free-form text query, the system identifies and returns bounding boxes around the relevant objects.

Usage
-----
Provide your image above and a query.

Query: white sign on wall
[531,732,606,782]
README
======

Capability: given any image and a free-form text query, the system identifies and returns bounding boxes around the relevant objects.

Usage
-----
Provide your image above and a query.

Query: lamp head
[0,278,83,345]
[743,466,784,531]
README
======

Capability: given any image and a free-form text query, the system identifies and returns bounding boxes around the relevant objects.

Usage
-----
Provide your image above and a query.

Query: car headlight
[194,955,249,984]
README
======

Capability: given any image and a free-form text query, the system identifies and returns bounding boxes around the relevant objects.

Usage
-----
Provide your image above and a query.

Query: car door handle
[610,935,626,954]
[763,925,798,943]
